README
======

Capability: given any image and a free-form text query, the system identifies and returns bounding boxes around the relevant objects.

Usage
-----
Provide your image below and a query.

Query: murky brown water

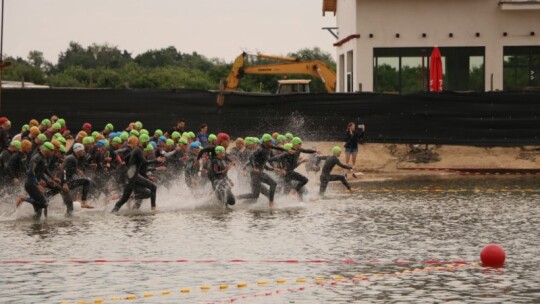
[0,176,539,303]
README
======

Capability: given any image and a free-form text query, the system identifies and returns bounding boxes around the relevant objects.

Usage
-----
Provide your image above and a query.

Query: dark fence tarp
[2,89,540,146]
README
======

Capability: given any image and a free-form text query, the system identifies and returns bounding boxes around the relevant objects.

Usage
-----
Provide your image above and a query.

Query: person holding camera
[344,122,365,168]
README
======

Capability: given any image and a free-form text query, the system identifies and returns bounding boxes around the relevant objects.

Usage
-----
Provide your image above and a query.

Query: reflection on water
[0,176,539,303]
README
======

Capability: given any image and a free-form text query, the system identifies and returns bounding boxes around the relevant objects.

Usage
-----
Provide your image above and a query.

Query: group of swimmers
[0,116,355,220]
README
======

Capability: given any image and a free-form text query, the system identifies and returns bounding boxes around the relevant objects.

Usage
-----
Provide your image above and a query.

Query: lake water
[0,176,538,303]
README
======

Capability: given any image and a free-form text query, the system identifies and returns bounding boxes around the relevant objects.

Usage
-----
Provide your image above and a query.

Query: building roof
[322,0,337,16]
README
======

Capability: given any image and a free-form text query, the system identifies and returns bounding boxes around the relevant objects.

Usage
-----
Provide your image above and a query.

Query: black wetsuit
[211,157,235,205]
[25,151,54,220]
[61,154,91,216]
[238,145,284,202]
[0,126,9,152]
[0,149,14,184]
[316,155,352,194]
[112,146,158,212]
[184,153,199,188]
[5,151,26,185]
[268,149,314,200]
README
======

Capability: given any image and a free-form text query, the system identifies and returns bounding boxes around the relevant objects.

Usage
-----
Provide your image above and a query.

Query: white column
[485,44,504,91]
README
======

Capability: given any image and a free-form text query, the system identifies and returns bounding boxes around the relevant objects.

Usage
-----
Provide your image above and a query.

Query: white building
[323,0,540,93]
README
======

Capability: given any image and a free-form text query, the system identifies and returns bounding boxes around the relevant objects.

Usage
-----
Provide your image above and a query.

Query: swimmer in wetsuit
[316,146,353,196]
[237,134,285,208]
[111,135,165,213]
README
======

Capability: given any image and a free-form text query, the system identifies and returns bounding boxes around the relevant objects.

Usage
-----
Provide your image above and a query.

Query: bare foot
[269,201,275,208]
[16,196,26,208]
[151,207,157,212]
[80,201,95,209]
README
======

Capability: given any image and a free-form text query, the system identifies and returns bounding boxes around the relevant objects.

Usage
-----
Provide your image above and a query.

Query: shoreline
[303,142,540,180]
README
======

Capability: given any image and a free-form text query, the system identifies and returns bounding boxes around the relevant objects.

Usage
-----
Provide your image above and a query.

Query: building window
[346,51,354,92]
[374,47,485,93]
[504,46,540,91]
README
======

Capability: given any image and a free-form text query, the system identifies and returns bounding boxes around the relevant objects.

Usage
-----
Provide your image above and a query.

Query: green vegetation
[3,42,336,93]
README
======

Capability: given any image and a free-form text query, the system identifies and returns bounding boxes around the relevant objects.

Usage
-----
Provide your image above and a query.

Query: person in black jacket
[316,146,353,196]
[344,121,365,168]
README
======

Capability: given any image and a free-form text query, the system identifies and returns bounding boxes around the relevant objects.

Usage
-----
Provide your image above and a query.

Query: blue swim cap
[158,136,167,143]
[150,141,157,149]
[189,141,202,151]
[97,139,107,148]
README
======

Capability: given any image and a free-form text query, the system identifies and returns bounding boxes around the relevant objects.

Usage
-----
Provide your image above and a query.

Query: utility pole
[0,0,11,115]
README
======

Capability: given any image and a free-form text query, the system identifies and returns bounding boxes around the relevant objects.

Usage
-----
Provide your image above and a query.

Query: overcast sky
[5,0,337,63]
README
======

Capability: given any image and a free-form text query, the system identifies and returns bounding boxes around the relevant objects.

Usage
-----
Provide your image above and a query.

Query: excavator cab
[277,79,311,94]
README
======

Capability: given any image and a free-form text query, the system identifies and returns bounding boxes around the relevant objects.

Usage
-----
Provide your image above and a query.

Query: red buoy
[480,244,506,267]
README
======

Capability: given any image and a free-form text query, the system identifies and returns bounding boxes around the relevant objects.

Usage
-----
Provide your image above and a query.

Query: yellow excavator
[216,52,336,105]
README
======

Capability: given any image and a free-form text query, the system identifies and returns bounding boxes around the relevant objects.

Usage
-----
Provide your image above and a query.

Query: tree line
[3,42,336,93]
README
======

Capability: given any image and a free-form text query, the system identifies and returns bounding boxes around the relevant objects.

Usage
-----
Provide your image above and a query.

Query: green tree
[2,55,47,84]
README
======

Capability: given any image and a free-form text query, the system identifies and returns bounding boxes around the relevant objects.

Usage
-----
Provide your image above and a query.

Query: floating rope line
[60,261,480,304]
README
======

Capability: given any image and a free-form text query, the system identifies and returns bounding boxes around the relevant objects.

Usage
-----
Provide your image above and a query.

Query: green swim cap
[332,146,342,154]
[215,146,225,153]
[59,145,66,153]
[92,131,100,138]
[57,118,66,127]
[105,123,114,131]
[57,137,67,145]
[22,124,30,132]
[130,129,140,137]
[178,137,188,145]
[140,129,149,136]
[283,143,293,151]
[37,134,47,142]
[112,137,122,144]
[139,134,150,143]
[171,131,181,140]
[41,119,51,127]
[83,136,96,145]
[208,134,217,142]
[261,134,272,142]
[42,141,54,151]
[277,135,286,143]
[188,131,196,139]
[144,144,153,152]
[154,129,163,137]
[166,139,175,146]
[291,137,302,145]
[83,136,95,144]
[285,132,294,139]
[253,137,260,144]
[10,140,21,150]
[120,131,129,141]
[53,133,63,140]
[52,123,61,130]
[135,121,143,129]
[181,132,189,138]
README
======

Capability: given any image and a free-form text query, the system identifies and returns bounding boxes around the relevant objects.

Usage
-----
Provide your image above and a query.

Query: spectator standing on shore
[197,123,209,147]
[344,121,365,168]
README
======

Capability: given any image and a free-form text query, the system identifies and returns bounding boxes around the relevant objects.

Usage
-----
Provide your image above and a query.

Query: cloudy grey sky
[5,0,337,63]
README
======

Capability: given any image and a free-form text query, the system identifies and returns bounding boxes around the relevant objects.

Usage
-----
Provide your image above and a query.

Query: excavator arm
[217,52,336,106]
